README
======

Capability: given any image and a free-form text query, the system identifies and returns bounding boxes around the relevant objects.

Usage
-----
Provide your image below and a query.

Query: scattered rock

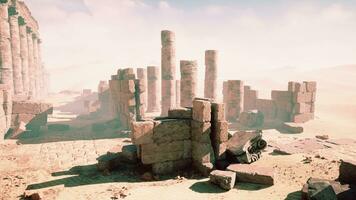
[209,170,236,191]
[316,135,329,140]
[227,164,274,186]
[339,159,356,185]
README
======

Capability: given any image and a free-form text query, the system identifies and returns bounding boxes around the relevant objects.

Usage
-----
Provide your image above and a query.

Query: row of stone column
[160,30,219,116]
[0,1,47,99]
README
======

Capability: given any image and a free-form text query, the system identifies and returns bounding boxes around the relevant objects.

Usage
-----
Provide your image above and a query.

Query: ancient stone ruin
[0,0,52,140]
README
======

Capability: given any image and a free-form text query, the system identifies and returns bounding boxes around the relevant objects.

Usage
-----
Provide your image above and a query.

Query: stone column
[180,60,198,107]
[9,6,24,95]
[204,50,218,100]
[136,68,147,112]
[37,39,44,98]
[175,80,180,108]
[26,27,36,98]
[147,66,160,112]
[161,30,176,116]
[226,80,244,122]
[32,34,40,98]
[18,16,29,96]
[0,3,14,91]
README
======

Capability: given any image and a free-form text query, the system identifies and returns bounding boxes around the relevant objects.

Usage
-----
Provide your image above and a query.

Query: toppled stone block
[238,110,264,128]
[152,159,191,175]
[209,170,236,191]
[153,119,191,144]
[131,121,154,145]
[227,130,265,156]
[281,122,303,133]
[168,107,192,119]
[48,124,70,131]
[301,178,337,200]
[339,159,356,185]
[227,164,275,185]
[193,99,211,122]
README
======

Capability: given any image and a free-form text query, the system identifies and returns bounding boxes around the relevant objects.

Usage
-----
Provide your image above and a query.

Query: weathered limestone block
[225,80,244,121]
[152,159,191,175]
[209,170,236,191]
[211,121,228,143]
[180,60,198,107]
[141,140,191,164]
[292,113,314,123]
[256,99,277,120]
[304,81,317,92]
[244,86,258,111]
[168,107,192,119]
[204,50,218,99]
[293,102,313,114]
[192,141,215,164]
[147,66,160,112]
[293,92,316,103]
[12,101,52,114]
[281,122,304,133]
[131,121,154,145]
[153,119,191,144]
[211,102,225,122]
[338,159,356,185]
[301,178,337,200]
[191,121,211,143]
[227,164,275,185]
[192,99,211,122]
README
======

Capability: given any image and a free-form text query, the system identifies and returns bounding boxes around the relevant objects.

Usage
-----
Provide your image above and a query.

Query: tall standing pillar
[32,34,40,98]
[147,66,160,112]
[9,6,24,95]
[136,68,147,112]
[37,39,43,98]
[180,60,198,107]
[26,27,36,98]
[18,16,29,96]
[0,2,14,91]
[161,30,176,116]
[204,50,218,99]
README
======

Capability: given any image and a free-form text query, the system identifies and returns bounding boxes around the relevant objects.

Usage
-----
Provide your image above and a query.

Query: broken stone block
[130,121,154,145]
[209,170,236,191]
[302,178,355,200]
[238,110,264,128]
[281,122,303,133]
[227,164,275,185]
[304,81,317,92]
[48,124,70,131]
[227,130,265,156]
[152,159,191,175]
[192,99,211,122]
[301,178,337,200]
[168,107,192,119]
[339,159,356,185]
[153,119,191,144]
[211,102,225,122]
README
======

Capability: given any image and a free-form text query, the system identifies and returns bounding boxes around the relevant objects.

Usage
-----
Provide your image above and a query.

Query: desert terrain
[1,65,355,200]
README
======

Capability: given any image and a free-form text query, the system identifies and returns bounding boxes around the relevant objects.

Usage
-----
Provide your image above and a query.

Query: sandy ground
[1,92,356,200]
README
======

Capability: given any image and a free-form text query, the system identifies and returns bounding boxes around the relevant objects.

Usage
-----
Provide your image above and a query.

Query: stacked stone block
[161,30,176,116]
[225,80,244,122]
[289,81,316,123]
[271,90,293,121]
[180,60,197,107]
[146,66,160,112]
[211,102,228,161]
[244,86,258,111]
[204,50,218,100]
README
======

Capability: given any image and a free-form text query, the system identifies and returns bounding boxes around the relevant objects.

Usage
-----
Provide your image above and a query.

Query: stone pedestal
[180,60,198,107]
[147,66,160,112]
[161,30,176,116]
[204,50,218,100]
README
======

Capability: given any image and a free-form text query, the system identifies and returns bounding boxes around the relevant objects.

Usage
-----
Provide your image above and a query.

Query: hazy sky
[25,0,356,92]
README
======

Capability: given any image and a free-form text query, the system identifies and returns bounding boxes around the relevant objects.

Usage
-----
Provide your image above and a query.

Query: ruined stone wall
[233,81,317,123]
[225,80,244,122]
[131,98,228,175]
[108,68,145,129]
